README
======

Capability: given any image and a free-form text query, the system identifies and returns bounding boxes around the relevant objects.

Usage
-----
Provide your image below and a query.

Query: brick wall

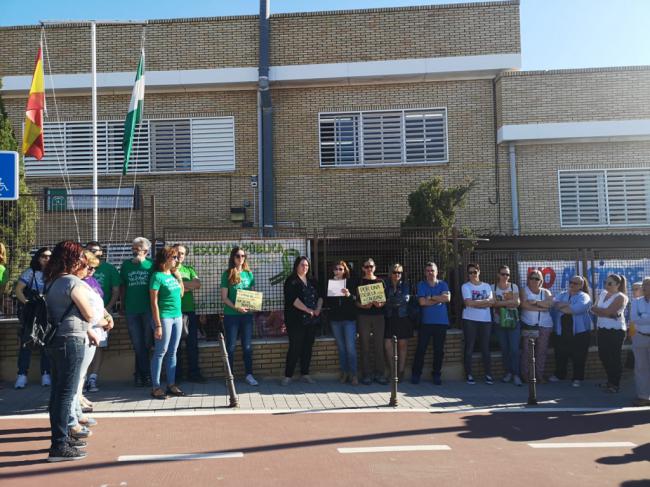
[497,67,650,126]
[0,1,519,77]
[0,318,620,383]
[515,141,650,234]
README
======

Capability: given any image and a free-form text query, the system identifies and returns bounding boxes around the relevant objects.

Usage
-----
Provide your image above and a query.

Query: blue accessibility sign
[0,151,19,200]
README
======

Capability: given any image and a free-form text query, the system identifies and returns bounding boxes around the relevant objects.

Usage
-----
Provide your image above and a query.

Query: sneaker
[41,373,52,387]
[301,375,316,384]
[48,445,87,462]
[548,375,561,383]
[432,374,442,386]
[571,380,581,388]
[67,438,87,449]
[513,375,523,387]
[69,426,92,439]
[245,374,259,386]
[466,374,476,385]
[14,374,27,389]
[501,373,513,383]
[79,417,97,427]
[280,377,292,386]
[86,376,99,393]
[411,375,421,385]
[485,375,495,385]
[361,377,373,385]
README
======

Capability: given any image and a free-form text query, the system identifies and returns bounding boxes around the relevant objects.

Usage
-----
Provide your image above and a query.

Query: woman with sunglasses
[492,265,522,386]
[326,261,358,385]
[519,269,553,383]
[592,274,628,393]
[461,263,495,385]
[282,256,323,386]
[383,263,412,381]
[221,246,258,386]
[14,247,52,389]
[149,247,185,399]
[356,258,387,385]
[550,275,593,387]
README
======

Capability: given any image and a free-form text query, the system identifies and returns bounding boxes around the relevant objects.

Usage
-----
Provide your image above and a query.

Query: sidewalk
[0,373,640,417]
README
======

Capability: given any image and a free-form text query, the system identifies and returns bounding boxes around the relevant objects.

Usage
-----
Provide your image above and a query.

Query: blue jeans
[181,311,201,377]
[126,312,153,380]
[496,325,521,376]
[45,336,85,450]
[17,346,51,375]
[330,320,357,376]
[224,314,254,375]
[151,316,183,389]
[68,342,95,428]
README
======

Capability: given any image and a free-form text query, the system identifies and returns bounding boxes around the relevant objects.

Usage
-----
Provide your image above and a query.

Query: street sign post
[0,151,19,201]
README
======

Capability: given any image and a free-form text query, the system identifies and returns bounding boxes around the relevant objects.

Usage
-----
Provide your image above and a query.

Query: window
[559,169,650,227]
[45,186,139,212]
[28,117,235,176]
[319,108,447,167]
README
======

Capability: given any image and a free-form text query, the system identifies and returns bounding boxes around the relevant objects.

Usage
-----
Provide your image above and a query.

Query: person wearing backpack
[492,265,523,386]
[44,240,100,462]
[14,247,52,389]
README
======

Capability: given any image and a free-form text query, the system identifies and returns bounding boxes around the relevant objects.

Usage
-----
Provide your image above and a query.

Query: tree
[402,177,476,273]
[0,85,37,299]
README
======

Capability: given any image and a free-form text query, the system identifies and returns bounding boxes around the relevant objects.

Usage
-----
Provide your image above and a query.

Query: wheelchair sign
[0,151,19,200]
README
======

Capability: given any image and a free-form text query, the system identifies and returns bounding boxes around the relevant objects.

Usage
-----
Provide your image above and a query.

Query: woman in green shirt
[149,246,185,399]
[220,246,258,386]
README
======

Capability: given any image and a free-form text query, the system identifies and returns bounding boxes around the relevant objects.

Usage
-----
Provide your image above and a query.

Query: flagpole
[91,21,98,242]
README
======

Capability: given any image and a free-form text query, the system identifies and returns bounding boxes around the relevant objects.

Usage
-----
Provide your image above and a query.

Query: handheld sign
[0,151,19,200]
[327,279,346,297]
[234,289,263,311]
[358,282,386,306]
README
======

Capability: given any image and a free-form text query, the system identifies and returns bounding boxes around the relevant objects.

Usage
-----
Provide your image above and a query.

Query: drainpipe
[259,0,274,234]
[509,143,520,236]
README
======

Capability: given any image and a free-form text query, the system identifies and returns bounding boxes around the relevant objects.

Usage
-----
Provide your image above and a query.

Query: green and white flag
[122,49,145,175]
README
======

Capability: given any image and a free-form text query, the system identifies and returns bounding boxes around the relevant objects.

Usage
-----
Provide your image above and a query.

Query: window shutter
[151,120,191,172]
[190,117,235,172]
[361,111,403,165]
[404,110,447,163]
[319,114,360,166]
[559,171,607,227]
[606,170,650,225]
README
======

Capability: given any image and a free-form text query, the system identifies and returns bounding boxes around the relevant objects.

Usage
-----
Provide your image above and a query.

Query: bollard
[526,333,538,406]
[218,332,239,408]
[388,335,398,407]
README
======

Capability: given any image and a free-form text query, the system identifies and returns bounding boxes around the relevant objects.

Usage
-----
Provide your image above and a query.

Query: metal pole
[219,332,239,408]
[388,335,398,407]
[509,143,520,236]
[91,21,98,241]
[526,333,538,405]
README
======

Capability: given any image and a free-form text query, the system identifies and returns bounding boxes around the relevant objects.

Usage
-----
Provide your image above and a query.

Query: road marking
[528,442,637,449]
[338,445,451,454]
[117,452,244,462]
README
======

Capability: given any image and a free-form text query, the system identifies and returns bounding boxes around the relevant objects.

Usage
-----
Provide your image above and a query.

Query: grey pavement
[0,372,641,416]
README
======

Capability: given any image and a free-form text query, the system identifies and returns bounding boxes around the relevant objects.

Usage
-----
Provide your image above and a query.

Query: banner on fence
[175,239,308,313]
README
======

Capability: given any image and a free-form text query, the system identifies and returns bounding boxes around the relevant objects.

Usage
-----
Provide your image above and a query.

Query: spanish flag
[22,47,45,160]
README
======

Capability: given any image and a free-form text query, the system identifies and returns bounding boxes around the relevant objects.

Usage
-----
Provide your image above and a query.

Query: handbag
[496,283,519,329]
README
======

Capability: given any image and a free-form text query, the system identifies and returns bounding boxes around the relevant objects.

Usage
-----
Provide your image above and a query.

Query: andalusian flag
[23,47,45,160]
[122,49,145,175]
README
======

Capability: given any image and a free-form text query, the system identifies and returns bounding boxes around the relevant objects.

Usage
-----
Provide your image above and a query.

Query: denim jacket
[384,280,410,319]
[552,291,593,335]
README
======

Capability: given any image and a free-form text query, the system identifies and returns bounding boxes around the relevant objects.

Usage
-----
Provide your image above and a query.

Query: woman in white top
[519,269,554,383]
[461,262,495,385]
[591,274,628,393]
[492,265,522,386]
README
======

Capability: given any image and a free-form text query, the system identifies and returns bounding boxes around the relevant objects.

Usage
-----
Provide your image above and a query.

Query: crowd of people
[7,240,650,462]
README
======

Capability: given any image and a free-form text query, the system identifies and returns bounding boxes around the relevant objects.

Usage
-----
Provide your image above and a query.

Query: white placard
[327,279,346,297]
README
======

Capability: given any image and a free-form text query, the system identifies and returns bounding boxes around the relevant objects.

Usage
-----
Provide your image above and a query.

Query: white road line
[117,452,244,462]
[528,442,637,449]
[338,445,451,454]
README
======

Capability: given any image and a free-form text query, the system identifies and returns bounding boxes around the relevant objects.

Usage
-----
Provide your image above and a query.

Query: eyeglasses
[235,254,246,259]
[529,276,541,281]
[500,273,510,277]
[468,270,478,275]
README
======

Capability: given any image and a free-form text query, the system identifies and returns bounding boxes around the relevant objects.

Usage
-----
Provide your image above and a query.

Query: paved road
[1,410,649,486]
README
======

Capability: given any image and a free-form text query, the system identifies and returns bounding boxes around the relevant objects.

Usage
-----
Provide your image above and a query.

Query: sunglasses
[363,265,374,269]
[468,270,478,275]
[41,255,51,259]
[569,280,581,285]
[172,256,179,261]
[529,276,541,281]
[606,281,617,286]
[392,271,403,275]
[334,267,344,271]
[235,254,246,258]
[88,266,97,271]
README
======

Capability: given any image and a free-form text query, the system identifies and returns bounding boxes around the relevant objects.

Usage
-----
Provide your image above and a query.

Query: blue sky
[2,0,649,70]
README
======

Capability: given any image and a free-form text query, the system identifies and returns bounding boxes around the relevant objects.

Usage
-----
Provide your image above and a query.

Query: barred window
[319,108,447,167]
[28,117,235,176]
[559,169,650,227]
